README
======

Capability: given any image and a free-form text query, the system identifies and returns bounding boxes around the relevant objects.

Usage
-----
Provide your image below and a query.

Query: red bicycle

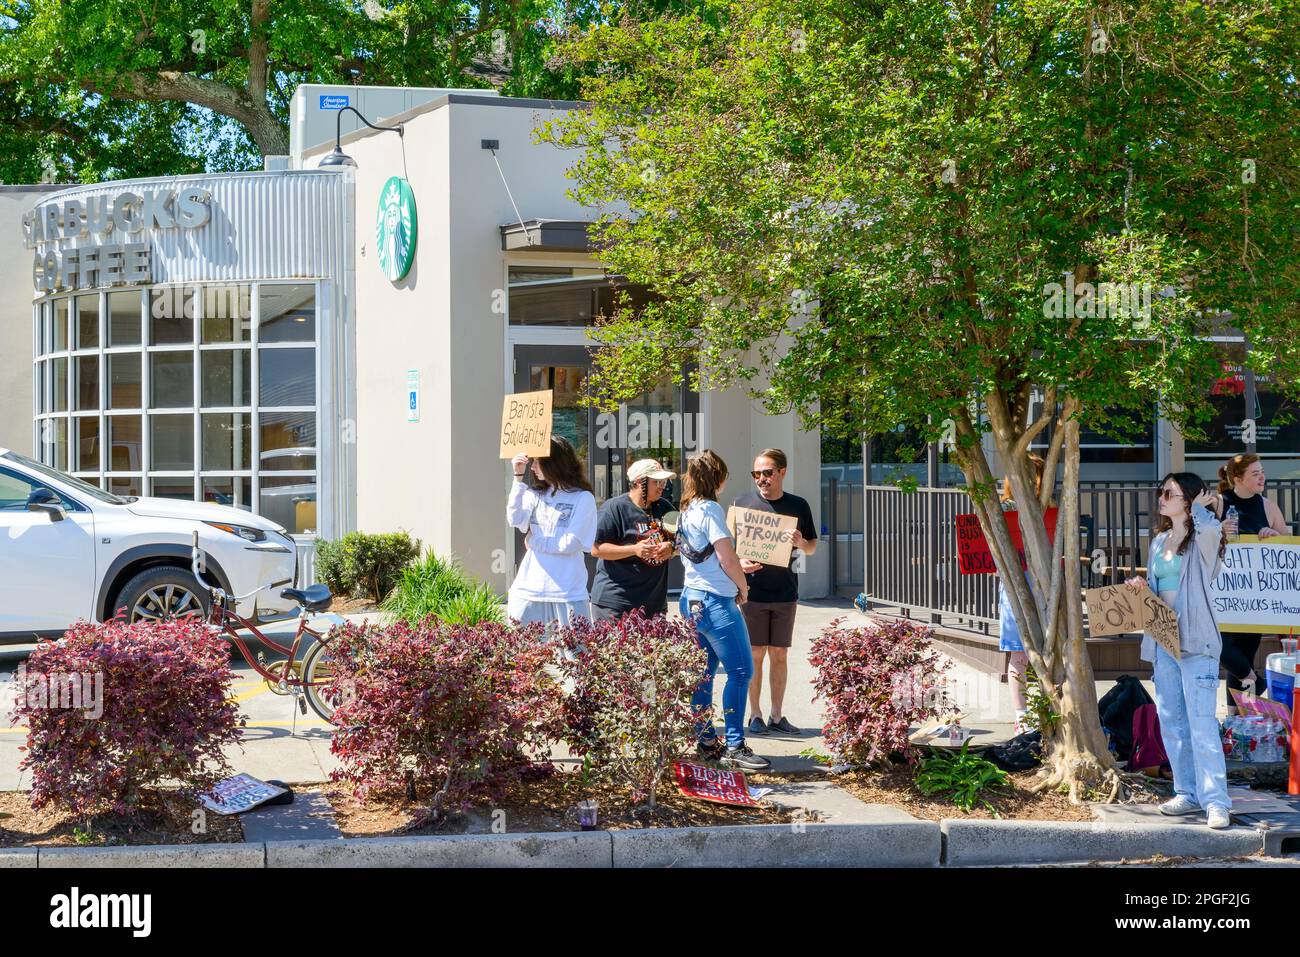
[190,533,346,722]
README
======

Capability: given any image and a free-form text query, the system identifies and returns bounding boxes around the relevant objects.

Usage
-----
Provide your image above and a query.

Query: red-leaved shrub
[556,610,707,809]
[326,618,563,817]
[13,619,242,817]
[809,616,953,766]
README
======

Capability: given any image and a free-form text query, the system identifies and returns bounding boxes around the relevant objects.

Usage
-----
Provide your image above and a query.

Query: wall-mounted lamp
[318,106,405,169]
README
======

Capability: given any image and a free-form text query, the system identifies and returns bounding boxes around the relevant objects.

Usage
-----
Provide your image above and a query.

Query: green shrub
[382,551,504,626]
[914,743,1010,814]
[314,531,421,602]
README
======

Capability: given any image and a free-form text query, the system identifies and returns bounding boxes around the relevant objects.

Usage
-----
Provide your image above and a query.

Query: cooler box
[1268,669,1295,707]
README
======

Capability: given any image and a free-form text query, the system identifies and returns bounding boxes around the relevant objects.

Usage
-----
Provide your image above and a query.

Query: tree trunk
[954,403,1124,802]
[1028,415,1122,800]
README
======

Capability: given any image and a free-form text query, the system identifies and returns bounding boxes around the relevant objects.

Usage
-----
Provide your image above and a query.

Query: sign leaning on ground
[727,506,797,566]
[1210,536,1300,633]
[499,389,553,458]
[955,508,1059,574]
[200,773,287,815]
[1085,585,1181,659]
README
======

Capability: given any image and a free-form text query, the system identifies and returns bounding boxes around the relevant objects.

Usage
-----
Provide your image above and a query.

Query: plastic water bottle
[1226,505,1239,541]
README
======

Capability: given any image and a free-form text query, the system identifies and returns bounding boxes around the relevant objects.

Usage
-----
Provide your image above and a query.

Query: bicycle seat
[280,584,333,613]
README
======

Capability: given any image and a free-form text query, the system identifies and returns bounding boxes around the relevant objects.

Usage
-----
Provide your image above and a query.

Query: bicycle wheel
[301,638,348,722]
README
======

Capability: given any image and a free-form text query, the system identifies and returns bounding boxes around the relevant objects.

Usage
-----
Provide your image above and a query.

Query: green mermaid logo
[375,176,417,281]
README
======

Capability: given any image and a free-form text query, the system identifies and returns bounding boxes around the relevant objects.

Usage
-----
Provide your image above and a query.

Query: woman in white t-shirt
[676,449,770,772]
[506,436,598,632]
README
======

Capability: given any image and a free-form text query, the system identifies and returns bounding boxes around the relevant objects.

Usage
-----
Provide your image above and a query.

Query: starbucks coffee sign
[24,187,213,293]
[375,176,417,281]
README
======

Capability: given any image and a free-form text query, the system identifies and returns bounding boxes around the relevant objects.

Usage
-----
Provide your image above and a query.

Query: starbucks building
[6,89,832,597]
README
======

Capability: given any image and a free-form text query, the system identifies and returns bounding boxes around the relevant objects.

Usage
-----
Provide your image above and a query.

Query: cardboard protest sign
[499,389,553,458]
[727,506,798,566]
[1085,585,1180,659]
[673,761,758,806]
[1230,690,1293,730]
[1211,537,1300,633]
[200,773,287,815]
[955,508,1059,575]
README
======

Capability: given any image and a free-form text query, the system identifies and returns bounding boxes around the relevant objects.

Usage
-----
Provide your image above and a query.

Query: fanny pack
[676,505,717,564]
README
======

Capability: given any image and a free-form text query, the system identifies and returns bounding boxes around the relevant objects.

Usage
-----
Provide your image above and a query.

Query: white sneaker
[1206,806,1231,830]
[1159,795,1201,816]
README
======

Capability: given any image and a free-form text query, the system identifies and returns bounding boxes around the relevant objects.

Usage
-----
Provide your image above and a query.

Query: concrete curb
[37,843,264,868]
[942,820,1266,867]
[265,831,612,868]
[612,822,941,868]
[4,819,1275,867]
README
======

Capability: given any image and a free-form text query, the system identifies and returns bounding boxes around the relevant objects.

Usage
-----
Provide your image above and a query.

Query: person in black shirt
[1212,453,1292,712]
[732,448,817,736]
[590,459,677,620]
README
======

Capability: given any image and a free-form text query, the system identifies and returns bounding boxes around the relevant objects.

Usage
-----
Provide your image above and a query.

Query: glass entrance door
[511,344,698,592]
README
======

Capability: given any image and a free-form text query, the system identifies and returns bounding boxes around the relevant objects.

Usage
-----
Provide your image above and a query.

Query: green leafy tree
[542,0,1300,798]
[0,0,634,181]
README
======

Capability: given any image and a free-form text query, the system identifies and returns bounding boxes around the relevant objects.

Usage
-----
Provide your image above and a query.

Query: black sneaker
[722,745,771,772]
[748,716,770,735]
[696,737,725,761]
[768,716,801,735]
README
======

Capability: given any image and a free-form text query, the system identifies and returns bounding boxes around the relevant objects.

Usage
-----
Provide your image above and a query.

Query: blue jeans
[1152,645,1230,812]
[681,588,753,749]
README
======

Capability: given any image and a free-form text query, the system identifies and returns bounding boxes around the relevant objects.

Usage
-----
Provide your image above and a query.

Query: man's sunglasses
[751,469,776,479]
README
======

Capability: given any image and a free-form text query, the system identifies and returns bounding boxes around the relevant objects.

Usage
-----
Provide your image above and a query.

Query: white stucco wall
[0,186,62,456]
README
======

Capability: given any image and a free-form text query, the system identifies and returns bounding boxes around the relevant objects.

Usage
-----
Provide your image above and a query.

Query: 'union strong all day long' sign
[1211,536,1300,634]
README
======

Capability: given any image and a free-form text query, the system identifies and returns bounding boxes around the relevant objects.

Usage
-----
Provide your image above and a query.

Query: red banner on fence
[955,508,1059,575]
[673,761,757,806]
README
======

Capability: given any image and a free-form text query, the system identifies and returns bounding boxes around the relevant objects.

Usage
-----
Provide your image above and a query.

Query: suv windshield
[1,451,128,505]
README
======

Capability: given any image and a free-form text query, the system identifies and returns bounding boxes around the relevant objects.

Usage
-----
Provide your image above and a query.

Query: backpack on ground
[1097,674,1153,763]
[983,729,1042,772]
[1127,702,1170,774]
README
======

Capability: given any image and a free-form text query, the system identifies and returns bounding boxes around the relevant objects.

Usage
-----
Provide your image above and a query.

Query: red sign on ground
[955,508,1059,575]
[673,761,756,806]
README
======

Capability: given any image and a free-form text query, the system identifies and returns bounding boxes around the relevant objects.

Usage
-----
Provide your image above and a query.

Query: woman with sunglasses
[1125,473,1231,829]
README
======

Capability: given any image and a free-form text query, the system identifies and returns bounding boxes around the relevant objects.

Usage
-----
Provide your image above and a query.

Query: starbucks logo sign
[375,176,417,281]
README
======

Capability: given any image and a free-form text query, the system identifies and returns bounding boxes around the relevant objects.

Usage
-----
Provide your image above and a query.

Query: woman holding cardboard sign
[1213,453,1290,713]
[506,437,598,633]
[1126,473,1231,829]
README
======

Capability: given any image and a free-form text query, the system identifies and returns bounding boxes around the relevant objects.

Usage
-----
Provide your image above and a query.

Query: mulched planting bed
[329,596,381,615]
[313,772,804,837]
[830,766,1159,821]
[0,790,243,847]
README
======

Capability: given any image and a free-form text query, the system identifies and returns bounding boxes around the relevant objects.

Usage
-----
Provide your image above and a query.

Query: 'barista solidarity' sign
[1211,537,1300,633]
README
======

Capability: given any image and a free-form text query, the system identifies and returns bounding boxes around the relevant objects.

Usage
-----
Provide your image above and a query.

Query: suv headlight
[205,521,268,543]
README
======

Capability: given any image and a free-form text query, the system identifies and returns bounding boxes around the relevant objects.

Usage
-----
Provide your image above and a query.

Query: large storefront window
[1183,340,1299,481]
[33,281,320,534]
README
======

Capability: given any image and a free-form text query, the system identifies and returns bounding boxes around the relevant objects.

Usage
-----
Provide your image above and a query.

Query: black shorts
[742,601,797,648]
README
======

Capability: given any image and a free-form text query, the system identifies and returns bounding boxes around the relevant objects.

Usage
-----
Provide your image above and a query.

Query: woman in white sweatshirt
[506,436,598,631]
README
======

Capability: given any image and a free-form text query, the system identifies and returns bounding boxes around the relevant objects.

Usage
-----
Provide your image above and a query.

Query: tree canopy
[542,0,1300,795]
[0,0,624,182]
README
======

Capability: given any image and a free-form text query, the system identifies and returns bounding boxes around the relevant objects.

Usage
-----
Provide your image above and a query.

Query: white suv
[0,447,299,643]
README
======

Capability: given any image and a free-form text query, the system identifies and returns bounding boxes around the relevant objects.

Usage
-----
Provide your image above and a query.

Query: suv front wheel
[116,566,211,624]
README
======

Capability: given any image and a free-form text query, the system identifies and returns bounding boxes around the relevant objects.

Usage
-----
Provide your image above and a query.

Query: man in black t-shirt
[732,448,817,736]
[590,459,677,620]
